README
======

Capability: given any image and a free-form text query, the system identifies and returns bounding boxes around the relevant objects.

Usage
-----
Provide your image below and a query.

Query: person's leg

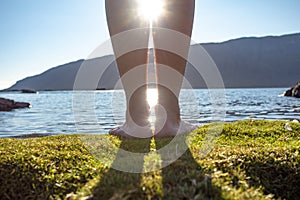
[153,0,196,137]
[106,0,152,138]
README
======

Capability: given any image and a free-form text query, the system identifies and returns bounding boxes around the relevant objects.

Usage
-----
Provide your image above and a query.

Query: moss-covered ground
[0,120,299,199]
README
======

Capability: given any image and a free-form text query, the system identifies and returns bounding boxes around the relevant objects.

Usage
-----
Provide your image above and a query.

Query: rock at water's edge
[0,97,30,111]
[21,89,37,93]
[284,82,300,98]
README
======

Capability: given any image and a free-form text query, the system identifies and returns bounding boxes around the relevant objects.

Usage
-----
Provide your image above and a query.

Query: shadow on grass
[0,163,53,199]
[0,136,99,200]
[245,160,300,199]
[90,138,151,199]
[155,136,221,200]
[90,134,222,199]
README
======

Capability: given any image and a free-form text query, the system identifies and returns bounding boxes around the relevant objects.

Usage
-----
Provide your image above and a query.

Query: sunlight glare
[138,0,164,22]
[147,88,158,108]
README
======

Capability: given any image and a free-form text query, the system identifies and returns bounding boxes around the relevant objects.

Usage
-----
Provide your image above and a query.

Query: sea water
[0,88,299,137]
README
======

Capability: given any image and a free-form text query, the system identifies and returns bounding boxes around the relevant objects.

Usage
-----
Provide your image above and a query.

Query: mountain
[6,56,120,91]
[6,33,300,90]
[198,33,300,88]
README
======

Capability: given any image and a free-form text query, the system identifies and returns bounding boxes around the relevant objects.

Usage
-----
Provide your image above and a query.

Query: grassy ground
[0,120,299,199]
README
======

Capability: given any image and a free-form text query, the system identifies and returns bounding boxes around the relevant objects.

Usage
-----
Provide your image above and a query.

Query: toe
[109,127,119,135]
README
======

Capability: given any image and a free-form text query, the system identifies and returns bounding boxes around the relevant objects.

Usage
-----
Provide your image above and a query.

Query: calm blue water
[0,88,299,137]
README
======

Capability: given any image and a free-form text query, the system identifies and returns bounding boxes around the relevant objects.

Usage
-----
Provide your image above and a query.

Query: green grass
[0,120,299,199]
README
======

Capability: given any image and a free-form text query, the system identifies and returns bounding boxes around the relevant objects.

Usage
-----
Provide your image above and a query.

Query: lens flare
[147,88,158,108]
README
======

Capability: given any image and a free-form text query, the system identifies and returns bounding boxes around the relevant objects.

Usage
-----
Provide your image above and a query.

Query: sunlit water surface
[0,88,299,137]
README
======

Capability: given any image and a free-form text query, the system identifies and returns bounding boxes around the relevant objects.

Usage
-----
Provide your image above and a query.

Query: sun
[138,0,164,22]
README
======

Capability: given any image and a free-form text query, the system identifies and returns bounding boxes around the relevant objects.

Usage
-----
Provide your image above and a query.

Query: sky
[0,0,300,90]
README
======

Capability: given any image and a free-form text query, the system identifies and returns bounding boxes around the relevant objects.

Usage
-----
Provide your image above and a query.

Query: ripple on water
[0,88,299,137]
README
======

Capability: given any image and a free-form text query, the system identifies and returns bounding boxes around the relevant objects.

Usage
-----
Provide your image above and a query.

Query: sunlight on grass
[141,139,163,198]
[1,120,299,199]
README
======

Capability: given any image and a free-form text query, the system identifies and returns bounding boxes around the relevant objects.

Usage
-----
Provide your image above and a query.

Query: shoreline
[1,118,299,139]
[0,87,292,93]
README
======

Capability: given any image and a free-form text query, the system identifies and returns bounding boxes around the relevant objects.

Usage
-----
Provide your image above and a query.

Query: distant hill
[6,33,300,90]
[198,33,300,88]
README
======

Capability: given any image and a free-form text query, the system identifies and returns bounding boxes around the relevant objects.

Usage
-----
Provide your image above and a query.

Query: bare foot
[109,110,153,138]
[109,122,153,138]
[153,104,198,138]
[154,120,198,138]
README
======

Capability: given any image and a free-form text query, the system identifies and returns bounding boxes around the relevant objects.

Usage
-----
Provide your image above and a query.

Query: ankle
[126,106,150,127]
[155,103,180,121]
